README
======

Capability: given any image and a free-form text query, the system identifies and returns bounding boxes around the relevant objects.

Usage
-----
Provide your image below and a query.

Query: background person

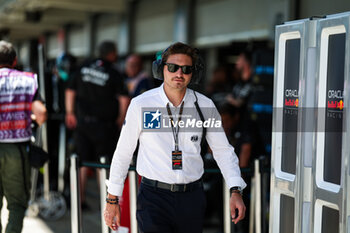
[0,40,47,233]
[124,54,153,97]
[226,51,253,112]
[65,41,129,209]
[47,52,77,192]
[206,65,232,105]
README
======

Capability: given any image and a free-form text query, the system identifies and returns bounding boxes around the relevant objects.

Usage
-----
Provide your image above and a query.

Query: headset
[152,43,205,84]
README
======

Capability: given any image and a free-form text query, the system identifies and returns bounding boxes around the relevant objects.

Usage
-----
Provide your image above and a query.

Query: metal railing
[69,154,269,233]
[70,154,82,233]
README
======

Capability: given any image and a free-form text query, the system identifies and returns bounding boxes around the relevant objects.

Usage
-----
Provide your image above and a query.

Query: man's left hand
[230,193,246,224]
[31,100,47,126]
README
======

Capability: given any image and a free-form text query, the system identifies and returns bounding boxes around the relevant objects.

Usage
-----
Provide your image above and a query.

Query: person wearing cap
[65,41,129,209]
[0,40,47,233]
[104,42,246,233]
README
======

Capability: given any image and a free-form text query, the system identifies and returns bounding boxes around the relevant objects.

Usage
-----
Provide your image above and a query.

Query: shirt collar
[159,83,190,107]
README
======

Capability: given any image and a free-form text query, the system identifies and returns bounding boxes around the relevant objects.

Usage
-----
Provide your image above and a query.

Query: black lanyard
[166,101,184,151]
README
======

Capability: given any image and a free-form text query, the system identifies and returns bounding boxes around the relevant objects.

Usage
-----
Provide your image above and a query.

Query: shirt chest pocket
[180,132,203,154]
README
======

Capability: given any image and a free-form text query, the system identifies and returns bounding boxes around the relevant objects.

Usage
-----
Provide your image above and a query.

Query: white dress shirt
[107,84,246,196]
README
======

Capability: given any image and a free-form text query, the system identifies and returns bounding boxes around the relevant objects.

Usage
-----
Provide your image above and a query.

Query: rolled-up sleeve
[107,99,141,196]
[205,100,247,190]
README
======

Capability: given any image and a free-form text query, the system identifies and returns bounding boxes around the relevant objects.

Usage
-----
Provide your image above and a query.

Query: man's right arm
[104,99,141,229]
[107,99,141,196]
[65,88,77,129]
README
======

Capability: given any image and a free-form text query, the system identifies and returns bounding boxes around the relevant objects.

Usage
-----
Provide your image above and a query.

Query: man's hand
[65,112,77,129]
[230,193,246,224]
[31,100,47,126]
[104,202,121,231]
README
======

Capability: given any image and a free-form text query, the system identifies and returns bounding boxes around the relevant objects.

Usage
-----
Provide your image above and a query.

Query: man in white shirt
[104,42,246,233]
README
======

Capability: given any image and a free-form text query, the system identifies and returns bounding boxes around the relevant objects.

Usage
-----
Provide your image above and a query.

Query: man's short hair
[0,40,16,66]
[162,42,198,65]
[98,41,117,59]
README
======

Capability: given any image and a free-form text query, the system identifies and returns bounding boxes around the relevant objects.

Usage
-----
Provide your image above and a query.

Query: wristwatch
[230,186,243,195]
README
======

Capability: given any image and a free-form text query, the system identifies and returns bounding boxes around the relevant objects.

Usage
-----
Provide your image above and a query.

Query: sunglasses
[165,63,193,74]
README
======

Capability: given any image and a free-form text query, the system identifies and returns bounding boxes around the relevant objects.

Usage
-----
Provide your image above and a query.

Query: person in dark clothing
[65,41,130,208]
[226,51,253,112]
[125,54,153,97]
[206,66,232,106]
[219,103,255,168]
[52,53,77,113]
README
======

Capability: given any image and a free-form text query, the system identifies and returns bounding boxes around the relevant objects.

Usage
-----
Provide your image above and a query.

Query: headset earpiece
[191,49,204,84]
[152,59,164,80]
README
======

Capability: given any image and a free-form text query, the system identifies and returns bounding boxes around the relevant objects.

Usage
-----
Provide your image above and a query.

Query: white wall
[134,0,176,53]
[194,0,289,47]
[68,25,89,57]
[18,41,31,70]
[47,33,60,59]
[300,0,350,19]
[95,14,122,55]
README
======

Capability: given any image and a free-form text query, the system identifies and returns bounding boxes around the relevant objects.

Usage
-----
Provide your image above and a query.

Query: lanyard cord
[166,101,184,151]
[193,90,206,147]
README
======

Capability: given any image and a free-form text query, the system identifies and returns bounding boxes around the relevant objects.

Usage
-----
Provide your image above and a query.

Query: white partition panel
[271,19,303,233]
[313,12,350,233]
[270,17,319,233]
[270,10,350,233]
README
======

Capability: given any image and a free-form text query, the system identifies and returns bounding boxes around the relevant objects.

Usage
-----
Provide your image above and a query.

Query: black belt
[141,177,203,192]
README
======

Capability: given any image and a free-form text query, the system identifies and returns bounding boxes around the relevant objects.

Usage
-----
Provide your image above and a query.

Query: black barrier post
[260,156,270,233]
[70,154,82,233]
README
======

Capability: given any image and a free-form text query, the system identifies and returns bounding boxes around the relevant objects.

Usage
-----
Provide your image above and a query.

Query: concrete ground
[1,174,223,233]
[1,199,54,233]
[1,172,102,233]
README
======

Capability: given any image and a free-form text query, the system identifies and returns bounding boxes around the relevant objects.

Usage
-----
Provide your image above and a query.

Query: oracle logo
[285,89,299,98]
[328,90,343,99]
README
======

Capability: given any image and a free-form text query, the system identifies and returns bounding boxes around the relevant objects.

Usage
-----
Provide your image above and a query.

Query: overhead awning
[0,0,125,41]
